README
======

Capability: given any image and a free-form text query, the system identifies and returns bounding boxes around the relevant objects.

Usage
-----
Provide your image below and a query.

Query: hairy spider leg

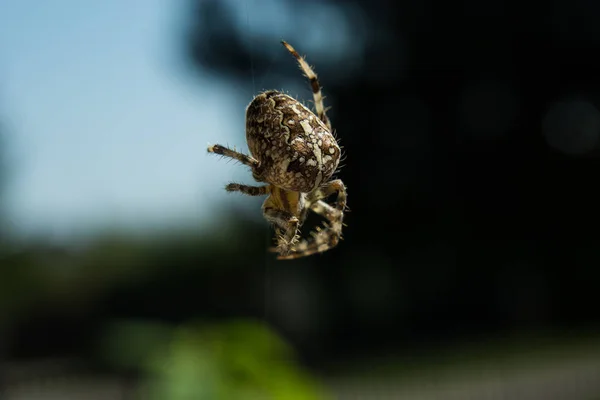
[276,179,346,260]
[307,179,347,212]
[281,41,331,131]
[207,144,259,168]
[225,183,269,196]
[275,202,340,260]
[263,207,300,256]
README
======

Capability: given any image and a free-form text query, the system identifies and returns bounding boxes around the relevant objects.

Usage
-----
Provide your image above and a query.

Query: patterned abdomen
[246,91,340,192]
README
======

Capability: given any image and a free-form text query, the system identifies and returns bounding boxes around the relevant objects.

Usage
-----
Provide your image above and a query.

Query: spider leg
[208,144,259,168]
[275,202,340,260]
[277,179,347,260]
[263,207,300,256]
[225,183,269,196]
[311,200,342,224]
[307,179,347,212]
[281,41,331,131]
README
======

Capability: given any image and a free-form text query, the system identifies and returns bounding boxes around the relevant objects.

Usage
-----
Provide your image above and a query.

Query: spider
[207,41,347,260]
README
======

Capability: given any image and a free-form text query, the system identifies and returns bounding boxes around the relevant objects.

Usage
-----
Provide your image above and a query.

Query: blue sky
[0,0,260,241]
[0,0,364,242]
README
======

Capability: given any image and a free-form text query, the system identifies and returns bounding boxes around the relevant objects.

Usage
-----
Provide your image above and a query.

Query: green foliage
[100,319,331,400]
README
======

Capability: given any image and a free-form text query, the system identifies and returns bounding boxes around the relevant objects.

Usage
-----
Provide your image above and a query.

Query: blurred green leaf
[99,319,330,400]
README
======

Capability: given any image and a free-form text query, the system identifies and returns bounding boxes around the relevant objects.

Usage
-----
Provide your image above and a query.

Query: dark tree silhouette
[184,0,600,363]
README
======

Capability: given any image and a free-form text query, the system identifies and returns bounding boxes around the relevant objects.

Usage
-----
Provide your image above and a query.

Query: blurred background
[1,0,600,398]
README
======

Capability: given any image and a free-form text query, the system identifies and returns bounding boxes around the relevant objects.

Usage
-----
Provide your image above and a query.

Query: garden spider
[207,41,347,260]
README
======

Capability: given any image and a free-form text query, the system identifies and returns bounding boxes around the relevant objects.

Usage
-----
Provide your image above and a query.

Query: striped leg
[225,183,269,196]
[277,180,347,260]
[264,208,300,256]
[307,179,347,212]
[207,144,259,168]
[281,41,331,131]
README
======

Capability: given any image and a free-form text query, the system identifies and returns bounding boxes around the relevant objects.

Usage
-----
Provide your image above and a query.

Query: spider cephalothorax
[208,41,347,260]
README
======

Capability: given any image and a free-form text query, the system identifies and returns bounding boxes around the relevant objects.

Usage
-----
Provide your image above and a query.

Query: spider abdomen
[246,90,340,192]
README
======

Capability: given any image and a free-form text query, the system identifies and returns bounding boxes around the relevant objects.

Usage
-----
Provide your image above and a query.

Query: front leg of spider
[263,208,300,256]
[225,183,269,196]
[308,179,347,214]
[207,144,259,169]
[276,180,347,260]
